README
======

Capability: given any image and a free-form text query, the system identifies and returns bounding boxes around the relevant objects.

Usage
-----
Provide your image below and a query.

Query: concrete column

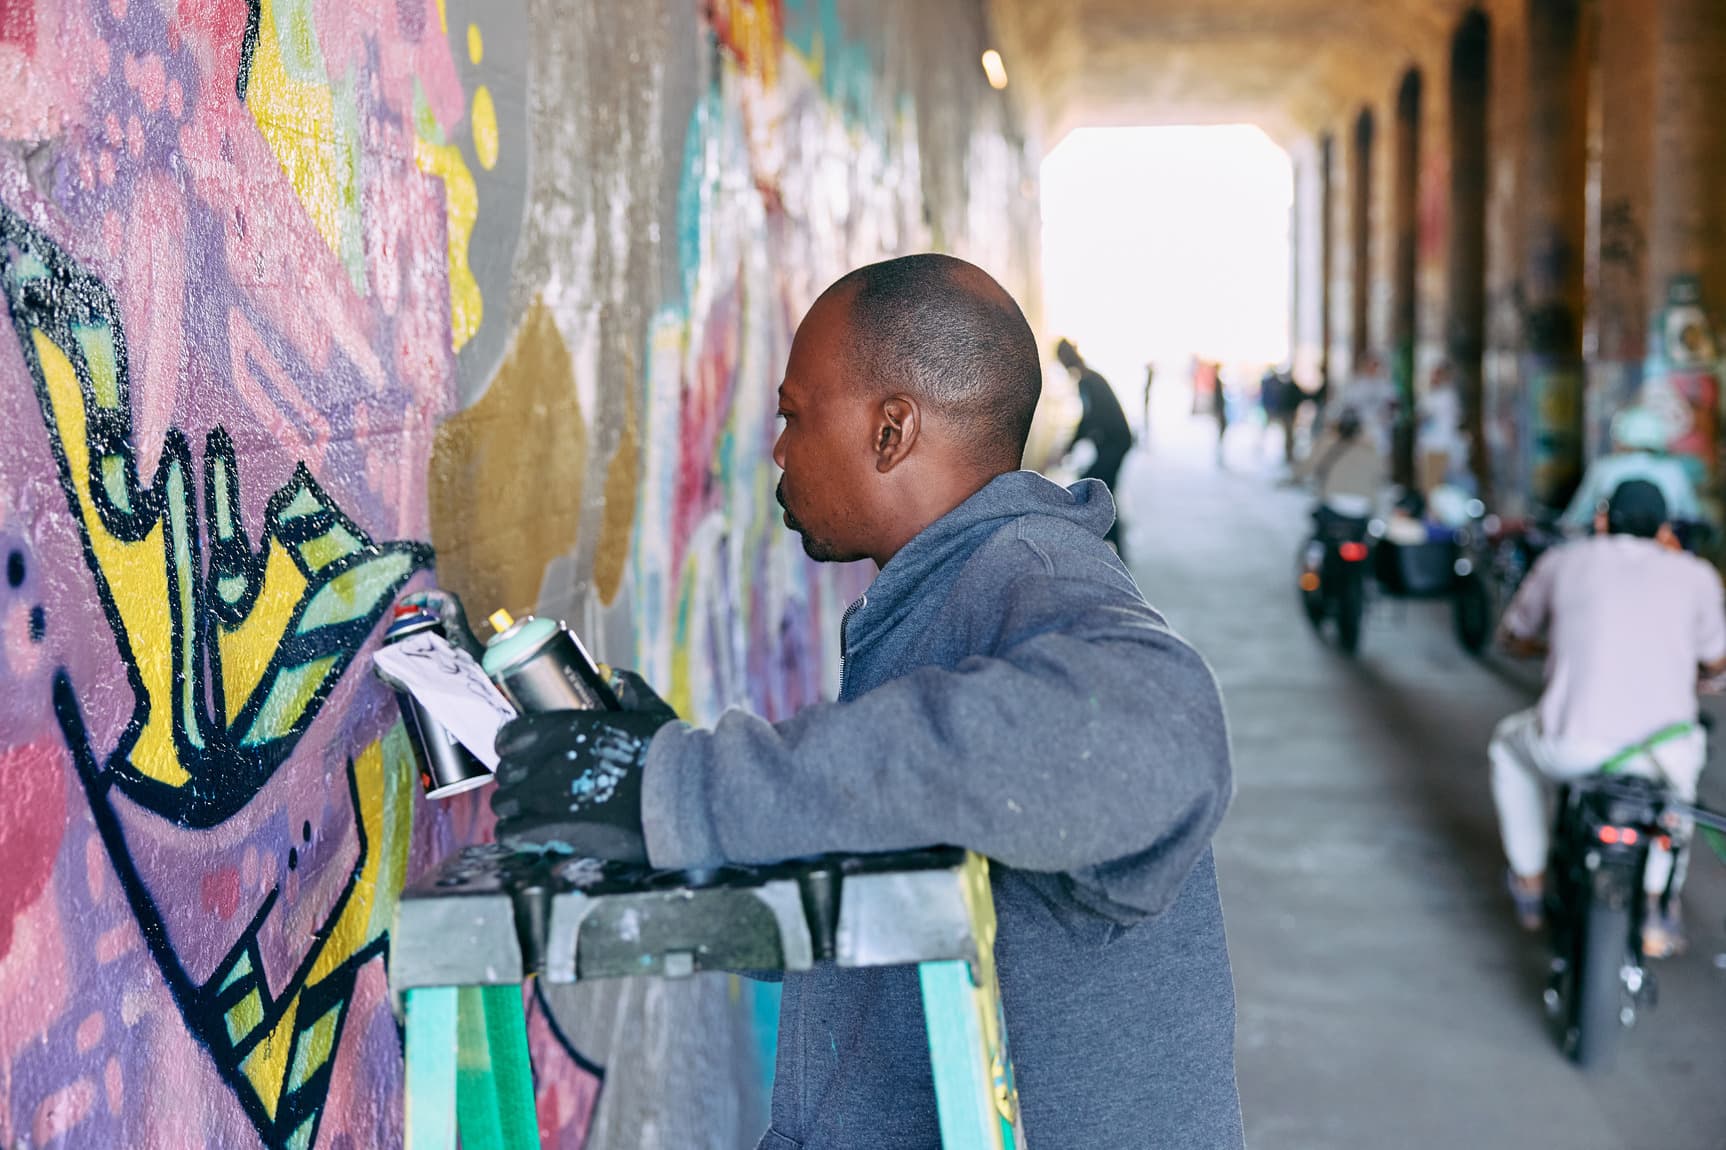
[1291,155,1303,369]
[1520,0,1589,509]
[1449,9,1491,497]
[1645,0,1726,507]
[1350,108,1375,368]
[1391,70,1421,487]
[1587,0,1656,458]
[1320,132,1334,396]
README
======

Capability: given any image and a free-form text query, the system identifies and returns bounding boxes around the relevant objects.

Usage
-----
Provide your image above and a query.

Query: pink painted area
[33,1077,97,1145]
[121,52,166,112]
[123,174,190,481]
[314,958,401,1149]
[0,0,32,47]
[75,1012,105,1053]
[198,868,241,921]
[0,892,71,1071]
[94,920,141,966]
[104,1054,123,1114]
[0,740,69,960]
[528,990,602,1144]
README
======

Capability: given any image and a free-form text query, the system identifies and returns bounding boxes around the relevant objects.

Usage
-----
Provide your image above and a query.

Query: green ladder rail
[404,985,537,1150]
[394,846,1025,1150]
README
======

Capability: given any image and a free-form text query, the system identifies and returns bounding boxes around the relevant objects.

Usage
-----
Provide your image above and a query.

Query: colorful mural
[0,2,595,1147]
[632,0,942,725]
[0,0,1033,1146]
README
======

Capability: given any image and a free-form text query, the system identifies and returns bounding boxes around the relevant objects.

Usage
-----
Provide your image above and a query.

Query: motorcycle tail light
[1620,828,1638,846]
[1339,542,1368,562]
[1598,826,1620,844]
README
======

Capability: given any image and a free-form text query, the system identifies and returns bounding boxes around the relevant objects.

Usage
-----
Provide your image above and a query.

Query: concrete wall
[0,1,1037,1147]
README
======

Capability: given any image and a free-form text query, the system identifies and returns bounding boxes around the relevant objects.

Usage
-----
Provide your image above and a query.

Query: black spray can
[383,605,496,799]
[481,610,620,714]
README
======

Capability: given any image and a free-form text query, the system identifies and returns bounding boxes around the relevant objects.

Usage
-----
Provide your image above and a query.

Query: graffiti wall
[0,0,1036,1147]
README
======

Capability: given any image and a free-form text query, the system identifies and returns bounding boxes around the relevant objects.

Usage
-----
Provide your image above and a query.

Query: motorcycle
[1451,509,1558,654]
[1541,722,1726,1068]
[1298,507,1372,653]
[1452,506,1714,655]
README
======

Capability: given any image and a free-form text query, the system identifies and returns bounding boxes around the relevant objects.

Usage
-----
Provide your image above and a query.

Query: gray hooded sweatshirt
[642,471,1244,1149]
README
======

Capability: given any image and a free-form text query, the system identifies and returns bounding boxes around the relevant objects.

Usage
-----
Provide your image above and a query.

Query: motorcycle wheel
[1335,567,1365,654]
[1564,898,1630,1070]
[1453,572,1492,654]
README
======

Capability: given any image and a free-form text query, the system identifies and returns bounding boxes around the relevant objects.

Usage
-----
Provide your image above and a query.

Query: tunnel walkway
[1118,424,1726,1150]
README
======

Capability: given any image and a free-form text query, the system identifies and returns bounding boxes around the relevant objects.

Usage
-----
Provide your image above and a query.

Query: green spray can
[481,609,620,714]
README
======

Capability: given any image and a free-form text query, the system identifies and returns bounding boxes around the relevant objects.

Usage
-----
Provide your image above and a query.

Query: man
[1416,361,1465,492]
[1210,361,1231,467]
[1054,337,1134,545]
[1142,360,1156,439]
[1558,406,1703,534]
[1260,365,1300,466]
[1291,406,1381,519]
[491,254,1243,1148]
[1491,480,1726,957]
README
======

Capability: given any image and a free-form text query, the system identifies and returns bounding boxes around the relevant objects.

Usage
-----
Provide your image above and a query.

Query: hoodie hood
[846,471,1116,651]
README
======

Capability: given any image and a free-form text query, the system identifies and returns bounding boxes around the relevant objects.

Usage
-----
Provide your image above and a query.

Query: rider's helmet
[1610,406,1668,453]
[1606,478,1668,539]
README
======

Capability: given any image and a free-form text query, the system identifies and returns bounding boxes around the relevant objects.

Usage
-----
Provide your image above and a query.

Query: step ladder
[394,846,1025,1150]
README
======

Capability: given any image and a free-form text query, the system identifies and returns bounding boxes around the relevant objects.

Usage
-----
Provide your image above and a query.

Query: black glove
[489,670,678,861]
[604,668,678,726]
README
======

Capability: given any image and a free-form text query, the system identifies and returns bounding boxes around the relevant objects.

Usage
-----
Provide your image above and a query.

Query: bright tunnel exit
[1041,125,1294,452]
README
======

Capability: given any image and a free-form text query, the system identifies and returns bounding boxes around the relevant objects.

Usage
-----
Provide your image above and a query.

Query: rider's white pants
[1489,707,1705,895]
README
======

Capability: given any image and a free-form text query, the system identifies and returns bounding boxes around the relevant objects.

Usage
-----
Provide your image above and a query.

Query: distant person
[1349,352,1396,460]
[1055,339,1134,546]
[1142,362,1156,440]
[1212,363,1231,468]
[1559,407,1704,534]
[1260,365,1299,466]
[1492,480,1726,957]
[1416,361,1466,491]
[1291,406,1382,519]
[1308,372,1332,439]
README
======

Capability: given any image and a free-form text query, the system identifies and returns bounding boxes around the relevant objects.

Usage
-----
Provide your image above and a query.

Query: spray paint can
[481,609,620,714]
[384,605,496,799]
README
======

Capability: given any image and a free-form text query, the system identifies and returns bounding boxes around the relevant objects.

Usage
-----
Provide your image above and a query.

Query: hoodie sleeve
[641,570,1233,922]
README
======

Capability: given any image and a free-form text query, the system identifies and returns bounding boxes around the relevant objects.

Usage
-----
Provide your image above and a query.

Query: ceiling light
[982,49,1008,91]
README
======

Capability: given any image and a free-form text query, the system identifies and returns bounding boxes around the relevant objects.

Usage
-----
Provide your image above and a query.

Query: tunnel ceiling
[990,0,1481,145]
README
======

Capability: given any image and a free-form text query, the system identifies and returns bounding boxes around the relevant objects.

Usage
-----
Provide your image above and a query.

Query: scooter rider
[1490,480,1726,957]
[1292,406,1383,519]
[1558,406,1704,534]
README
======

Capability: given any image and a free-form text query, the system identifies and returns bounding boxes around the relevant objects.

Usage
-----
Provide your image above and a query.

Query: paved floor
[1119,425,1726,1150]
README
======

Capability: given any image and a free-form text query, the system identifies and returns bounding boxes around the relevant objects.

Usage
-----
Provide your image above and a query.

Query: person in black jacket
[1054,338,1134,546]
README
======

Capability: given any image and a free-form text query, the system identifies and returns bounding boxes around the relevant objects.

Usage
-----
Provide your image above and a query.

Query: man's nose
[772,428,786,470]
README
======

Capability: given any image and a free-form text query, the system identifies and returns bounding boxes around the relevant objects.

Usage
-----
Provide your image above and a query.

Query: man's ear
[874,395,919,473]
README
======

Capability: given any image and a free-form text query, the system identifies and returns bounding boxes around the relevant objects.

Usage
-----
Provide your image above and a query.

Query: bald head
[824,253,1041,470]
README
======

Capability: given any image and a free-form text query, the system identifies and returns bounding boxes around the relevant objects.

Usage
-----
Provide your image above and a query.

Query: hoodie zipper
[837,593,867,699]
